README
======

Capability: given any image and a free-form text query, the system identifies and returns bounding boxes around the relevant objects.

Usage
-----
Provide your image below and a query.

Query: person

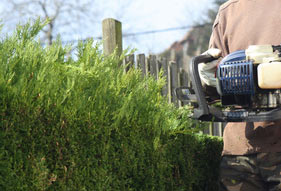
[199,0,281,190]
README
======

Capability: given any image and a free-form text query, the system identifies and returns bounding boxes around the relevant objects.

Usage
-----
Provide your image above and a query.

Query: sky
[100,0,214,54]
[0,0,215,55]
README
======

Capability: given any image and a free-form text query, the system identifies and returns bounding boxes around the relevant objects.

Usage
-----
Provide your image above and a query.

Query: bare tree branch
[1,0,100,45]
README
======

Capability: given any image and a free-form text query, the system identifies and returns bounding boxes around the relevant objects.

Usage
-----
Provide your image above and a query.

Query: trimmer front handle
[189,54,222,121]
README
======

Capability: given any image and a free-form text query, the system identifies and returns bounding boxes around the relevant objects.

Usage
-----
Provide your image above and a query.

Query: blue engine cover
[220,50,246,63]
[217,50,255,95]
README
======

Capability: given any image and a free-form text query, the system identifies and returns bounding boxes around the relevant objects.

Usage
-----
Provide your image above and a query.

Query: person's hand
[198,48,222,87]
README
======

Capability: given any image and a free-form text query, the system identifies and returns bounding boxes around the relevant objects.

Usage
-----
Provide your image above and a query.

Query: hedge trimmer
[176,45,281,122]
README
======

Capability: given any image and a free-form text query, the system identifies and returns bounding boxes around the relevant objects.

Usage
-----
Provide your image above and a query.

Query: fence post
[148,55,157,80]
[161,57,169,98]
[124,54,134,72]
[209,123,214,136]
[167,62,172,104]
[102,18,123,56]
[156,57,161,80]
[170,49,176,62]
[170,61,180,107]
[218,122,223,137]
[137,54,146,77]
[179,68,186,107]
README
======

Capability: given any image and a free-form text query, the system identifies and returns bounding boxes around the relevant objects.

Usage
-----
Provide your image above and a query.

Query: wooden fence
[102,18,225,136]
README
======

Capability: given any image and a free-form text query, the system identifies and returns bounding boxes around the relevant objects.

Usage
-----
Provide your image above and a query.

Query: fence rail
[102,18,225,137]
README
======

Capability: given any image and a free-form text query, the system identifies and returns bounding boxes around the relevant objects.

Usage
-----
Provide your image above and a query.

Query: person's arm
[209,11,227,57]
[198,11,225,100]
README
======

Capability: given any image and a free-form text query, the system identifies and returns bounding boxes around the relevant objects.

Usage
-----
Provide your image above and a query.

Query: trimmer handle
[190,54,220,121]
[194,54,218,63]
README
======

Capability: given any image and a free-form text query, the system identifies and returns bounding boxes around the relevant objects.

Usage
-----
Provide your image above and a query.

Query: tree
[207,0,228,22]
[1,0,99,45]
[185,0,227,55]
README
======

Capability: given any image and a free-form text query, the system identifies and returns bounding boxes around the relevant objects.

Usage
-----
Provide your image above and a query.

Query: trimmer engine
[217,45,281,109]
[176,45,281,122]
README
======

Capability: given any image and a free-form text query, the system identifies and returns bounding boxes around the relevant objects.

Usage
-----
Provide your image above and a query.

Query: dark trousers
[219,153,281,191]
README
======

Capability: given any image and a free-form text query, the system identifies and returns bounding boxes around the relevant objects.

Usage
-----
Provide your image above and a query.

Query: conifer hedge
[0,20,222,191]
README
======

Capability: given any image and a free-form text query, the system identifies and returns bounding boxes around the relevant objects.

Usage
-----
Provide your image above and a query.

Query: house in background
[160,24,212,87]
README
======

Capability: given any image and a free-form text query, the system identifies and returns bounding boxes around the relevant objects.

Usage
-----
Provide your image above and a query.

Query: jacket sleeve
[209,11,228,57]
[201,12,224,101]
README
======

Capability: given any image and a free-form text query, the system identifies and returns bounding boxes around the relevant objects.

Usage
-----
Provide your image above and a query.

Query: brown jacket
[209,0,281,155]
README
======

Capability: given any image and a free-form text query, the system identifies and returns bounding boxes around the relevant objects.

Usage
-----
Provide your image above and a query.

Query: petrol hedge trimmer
[176,45,281,122]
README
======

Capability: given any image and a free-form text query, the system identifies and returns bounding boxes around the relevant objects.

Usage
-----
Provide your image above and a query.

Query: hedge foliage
[0,20,223,191]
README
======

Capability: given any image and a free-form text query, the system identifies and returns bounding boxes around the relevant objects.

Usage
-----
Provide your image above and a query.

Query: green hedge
[0,20,222,191]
